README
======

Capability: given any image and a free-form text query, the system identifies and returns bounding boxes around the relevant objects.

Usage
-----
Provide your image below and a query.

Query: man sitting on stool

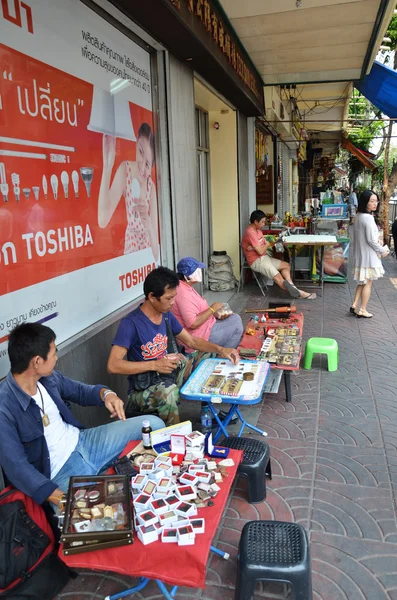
[0,323,165,507]
[242,210,316,300]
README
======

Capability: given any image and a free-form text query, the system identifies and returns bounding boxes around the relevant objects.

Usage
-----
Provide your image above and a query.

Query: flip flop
[301,293,317,300]
[284,280,301,298]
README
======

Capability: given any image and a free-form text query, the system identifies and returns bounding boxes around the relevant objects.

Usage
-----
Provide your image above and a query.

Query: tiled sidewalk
[57,257,397,600]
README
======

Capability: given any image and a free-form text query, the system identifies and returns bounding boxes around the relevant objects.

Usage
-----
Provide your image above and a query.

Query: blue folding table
[181,358,270,443]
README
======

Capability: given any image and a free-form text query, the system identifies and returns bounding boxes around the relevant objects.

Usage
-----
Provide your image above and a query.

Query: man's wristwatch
[48,492,65,506]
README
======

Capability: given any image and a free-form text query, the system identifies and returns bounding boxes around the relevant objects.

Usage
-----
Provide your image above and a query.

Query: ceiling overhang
[218,0,395,86]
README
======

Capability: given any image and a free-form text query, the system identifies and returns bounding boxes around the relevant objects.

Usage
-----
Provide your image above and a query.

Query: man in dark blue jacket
[0,323,164,507]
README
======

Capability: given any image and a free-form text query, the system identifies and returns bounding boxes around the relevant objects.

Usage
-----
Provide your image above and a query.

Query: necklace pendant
[42,414,50,427]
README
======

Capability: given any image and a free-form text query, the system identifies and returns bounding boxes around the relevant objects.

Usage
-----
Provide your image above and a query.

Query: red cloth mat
[61,442,242,589]
[238,313,304,372]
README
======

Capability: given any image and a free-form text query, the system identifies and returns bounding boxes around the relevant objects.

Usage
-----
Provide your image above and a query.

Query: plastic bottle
[200,405,212,434]
[142,420,152,449]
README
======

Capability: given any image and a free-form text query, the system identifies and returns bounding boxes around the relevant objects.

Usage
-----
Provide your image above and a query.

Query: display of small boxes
[150,498,169,515]
[131,474,147,490]
[190,518,205,534]
[195,471,211,484]
[134,493,152,513]
[137,510,158,527]
[159,510,178,527]
[137,524,159,545]
[61,475,133,555]
[161,527,178,543]
[170,434,186,465]
[140,463,155,474]
[185,431,205,447]
[177,524,195,546]
[175,485,197,501]
[179,472,198,486]
[175,501,196,518]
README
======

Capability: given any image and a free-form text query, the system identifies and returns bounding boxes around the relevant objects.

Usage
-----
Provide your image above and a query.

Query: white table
[284,234,338,293]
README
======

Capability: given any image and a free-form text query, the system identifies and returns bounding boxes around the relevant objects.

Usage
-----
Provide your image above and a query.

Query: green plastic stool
[303,337,338,371]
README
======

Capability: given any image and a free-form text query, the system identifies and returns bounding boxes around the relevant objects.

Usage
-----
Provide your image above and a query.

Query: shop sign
[167,0,263,105]
[0,0,159,378]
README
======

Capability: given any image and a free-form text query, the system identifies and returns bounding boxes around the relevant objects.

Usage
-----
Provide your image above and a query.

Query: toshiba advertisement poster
[0,0,159,377]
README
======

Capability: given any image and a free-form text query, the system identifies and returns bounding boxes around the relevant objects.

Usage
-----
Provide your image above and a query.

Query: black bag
[130,315,182,392]
[0,487,72,599]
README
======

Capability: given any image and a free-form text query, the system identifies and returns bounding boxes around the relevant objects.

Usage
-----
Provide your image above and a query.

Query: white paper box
[140,463,155,474]
[155,456,172,468]
[185,431,205,447]
[142,480,157,496]
[195,471,211,484]
[179,473,198,487]
[137,510,158,527]
[164,494,181,509]
[161,527,178,543]
[175,502,196,518]
[137,524,159,545]
[131,474,148,490]
[175,485,197,502]
[134,493,152,513]
[150,498,169,515]
[190,518,205,534]
[159,510,178,527]
[177,524,195,546]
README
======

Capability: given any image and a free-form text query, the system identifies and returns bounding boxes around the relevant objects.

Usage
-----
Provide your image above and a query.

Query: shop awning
[356,61,397,119]
[342,137,378,171]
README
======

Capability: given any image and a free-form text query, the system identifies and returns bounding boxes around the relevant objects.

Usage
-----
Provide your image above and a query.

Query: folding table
[285,234,338,293]
[180,358,270,443]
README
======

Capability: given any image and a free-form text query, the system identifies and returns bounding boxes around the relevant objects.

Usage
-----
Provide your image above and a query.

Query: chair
[237,256,272,298]
[303,337,338,372]
[220,437,271,503]
[235,521,312,600]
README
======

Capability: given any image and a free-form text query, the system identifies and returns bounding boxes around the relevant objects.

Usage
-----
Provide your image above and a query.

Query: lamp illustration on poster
[87,85,137,141]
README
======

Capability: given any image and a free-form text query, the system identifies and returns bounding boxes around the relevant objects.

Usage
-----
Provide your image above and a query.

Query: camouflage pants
[127,352,211,425]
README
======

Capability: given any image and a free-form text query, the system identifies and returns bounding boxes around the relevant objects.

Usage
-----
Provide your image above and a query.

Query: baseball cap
[177,257,206,277]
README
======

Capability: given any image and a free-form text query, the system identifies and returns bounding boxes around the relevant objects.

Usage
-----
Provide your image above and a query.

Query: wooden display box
[61,475,133,555]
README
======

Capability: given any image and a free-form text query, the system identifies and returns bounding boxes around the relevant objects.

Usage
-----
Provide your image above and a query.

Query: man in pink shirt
[242,210,316,300]
[172,257,243,352]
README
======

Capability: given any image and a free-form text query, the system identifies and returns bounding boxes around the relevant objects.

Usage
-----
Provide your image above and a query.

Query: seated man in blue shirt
[108,266,239,426]
[0,323,164,507]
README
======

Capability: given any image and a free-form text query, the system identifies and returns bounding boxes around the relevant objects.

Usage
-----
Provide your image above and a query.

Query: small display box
[61,475,133,555]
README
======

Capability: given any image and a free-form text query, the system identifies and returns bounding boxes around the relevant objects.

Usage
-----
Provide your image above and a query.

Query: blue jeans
[53,415,164,494]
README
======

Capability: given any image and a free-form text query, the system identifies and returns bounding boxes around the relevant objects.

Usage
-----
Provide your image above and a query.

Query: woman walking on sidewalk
[351,190,389,318]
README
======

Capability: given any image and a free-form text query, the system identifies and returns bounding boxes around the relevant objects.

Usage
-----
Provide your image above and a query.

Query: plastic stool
[220,437,271,503]
[235,521,312,600]
[303,337,338,371]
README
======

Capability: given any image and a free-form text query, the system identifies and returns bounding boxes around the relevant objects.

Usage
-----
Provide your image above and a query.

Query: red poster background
[0,44,156,296]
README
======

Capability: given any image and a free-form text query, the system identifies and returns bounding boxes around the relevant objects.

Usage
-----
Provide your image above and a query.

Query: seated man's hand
[219,348,240,365]
[104,392,126,421]
[155,356,179,374]
[210,301,224,313]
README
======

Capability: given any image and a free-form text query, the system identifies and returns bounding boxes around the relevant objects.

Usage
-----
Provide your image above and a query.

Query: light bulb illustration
[50,174,58,200]
[32,186,40,201]
[22,188,31,201]
[80,167,93,198]
[42,175,48,200]
[131,178,140,207]
[72,170,79,198]
[11,173,20,202]
[0,163,8,203]
[61,171,69,199]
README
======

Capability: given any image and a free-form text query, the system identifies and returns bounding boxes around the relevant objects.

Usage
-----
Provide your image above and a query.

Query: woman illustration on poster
[98,124,159,260]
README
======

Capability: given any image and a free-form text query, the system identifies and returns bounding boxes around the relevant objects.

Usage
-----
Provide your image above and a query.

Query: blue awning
[356,61,397,118]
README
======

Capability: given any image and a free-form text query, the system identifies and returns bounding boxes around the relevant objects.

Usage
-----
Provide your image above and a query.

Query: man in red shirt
[242,210,316,300]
